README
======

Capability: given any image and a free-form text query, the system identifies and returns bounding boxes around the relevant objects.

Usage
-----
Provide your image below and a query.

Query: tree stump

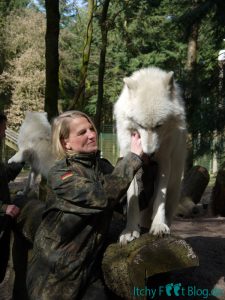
[176,165,210,217]
[181,165,210,204]
[102,234,199,299]
[211,162,225,216]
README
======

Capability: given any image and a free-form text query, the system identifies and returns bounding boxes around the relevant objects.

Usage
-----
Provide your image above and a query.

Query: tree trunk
[102,234,199,299]
[95,0,110,132]
[186,23,198,72]
[44,0,60,121]
[185,21,199,171]
[70,0,95,111]
[211,162,225,216]
[0,139,4,163]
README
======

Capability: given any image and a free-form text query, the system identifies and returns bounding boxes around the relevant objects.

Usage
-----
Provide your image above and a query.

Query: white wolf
[8,111,54,194]
[114,66,187,244]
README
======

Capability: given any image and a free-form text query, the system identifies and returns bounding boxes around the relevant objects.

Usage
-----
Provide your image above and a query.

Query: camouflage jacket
[27,151,142,300]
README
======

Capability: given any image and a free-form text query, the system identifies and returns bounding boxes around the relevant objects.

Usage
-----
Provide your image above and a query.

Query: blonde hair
[52,110,97,160]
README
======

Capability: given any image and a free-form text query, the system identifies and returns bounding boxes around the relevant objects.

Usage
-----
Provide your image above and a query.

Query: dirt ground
[170,217,225,300]
[0,174,225,300]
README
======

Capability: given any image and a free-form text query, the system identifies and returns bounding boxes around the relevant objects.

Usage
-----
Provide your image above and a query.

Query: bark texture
[102,234,199,299]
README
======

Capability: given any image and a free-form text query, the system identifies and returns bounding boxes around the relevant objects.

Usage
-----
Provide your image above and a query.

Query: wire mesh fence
[99,132,119,165]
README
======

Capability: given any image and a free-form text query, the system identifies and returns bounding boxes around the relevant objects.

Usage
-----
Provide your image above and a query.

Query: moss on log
[102,234,199,299]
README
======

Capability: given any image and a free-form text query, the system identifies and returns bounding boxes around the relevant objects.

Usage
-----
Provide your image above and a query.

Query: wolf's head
[24,111,49,126]
[17,111,51,147]
[121,67,186,155]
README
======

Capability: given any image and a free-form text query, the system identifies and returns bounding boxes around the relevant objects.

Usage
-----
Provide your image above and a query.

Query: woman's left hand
[130,131,143,157]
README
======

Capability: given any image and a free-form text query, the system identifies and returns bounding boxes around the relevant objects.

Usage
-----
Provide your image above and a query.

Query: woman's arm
[102,152,142,207]
[102,131,143,206]
[0,162,24,183]
[47,132,143,214]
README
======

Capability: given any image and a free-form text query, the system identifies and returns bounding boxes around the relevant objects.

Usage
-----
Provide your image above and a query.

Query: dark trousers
[0,216,11,283]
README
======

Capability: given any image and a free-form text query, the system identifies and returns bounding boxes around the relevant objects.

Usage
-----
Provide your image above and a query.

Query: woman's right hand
[130,131,143,157]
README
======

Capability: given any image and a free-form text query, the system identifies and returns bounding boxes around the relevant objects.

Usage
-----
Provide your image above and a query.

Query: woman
[27,110,144,300]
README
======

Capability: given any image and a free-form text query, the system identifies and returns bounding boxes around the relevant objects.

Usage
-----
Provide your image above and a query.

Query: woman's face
[62,116,97,154]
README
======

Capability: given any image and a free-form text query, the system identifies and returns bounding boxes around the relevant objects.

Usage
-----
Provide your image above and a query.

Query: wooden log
[181,165,210,204]
[102,234,199,299]
[176,165,210,217]
[211,162,225,216]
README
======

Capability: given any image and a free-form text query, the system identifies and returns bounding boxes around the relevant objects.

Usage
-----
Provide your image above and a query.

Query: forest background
[0,0,225,169]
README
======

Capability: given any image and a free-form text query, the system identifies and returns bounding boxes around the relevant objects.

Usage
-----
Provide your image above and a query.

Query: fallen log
[177,166,210,217]
[102,233,199,299]
[211,162,225,216]
[181,165,210,204]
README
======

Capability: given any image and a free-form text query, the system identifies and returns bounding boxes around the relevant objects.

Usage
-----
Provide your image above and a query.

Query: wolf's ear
[123,77,137,90]
[166,71,174,93]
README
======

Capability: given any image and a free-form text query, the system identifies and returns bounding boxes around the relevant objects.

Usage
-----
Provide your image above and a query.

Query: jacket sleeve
[102,152,143,207]
[0,162,24,183]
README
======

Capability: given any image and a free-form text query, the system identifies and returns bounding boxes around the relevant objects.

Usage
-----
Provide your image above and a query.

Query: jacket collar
[67,150,101,168]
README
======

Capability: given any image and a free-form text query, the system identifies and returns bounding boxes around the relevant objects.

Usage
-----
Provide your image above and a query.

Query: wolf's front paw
[150,222,170,237]
[119,229,140,245]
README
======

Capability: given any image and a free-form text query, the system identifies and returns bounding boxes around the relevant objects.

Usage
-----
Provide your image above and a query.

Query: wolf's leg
[150,160,171,236]
[165,175,182,226]
[119,177,140,245]
[22,170,37,195]
[166,144,186,225]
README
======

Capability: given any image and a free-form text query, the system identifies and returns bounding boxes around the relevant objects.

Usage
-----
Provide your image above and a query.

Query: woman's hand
[130,131,143,157]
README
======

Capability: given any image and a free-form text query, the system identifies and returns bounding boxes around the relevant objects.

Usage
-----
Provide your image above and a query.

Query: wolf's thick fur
[114,67,187,244]
[8,111,54,194]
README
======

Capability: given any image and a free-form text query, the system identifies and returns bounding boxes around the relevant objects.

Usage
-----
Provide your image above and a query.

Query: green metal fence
[99,132,119,165]
[195,153,225,174]
[3,128,224,172]
[99,132,225,172]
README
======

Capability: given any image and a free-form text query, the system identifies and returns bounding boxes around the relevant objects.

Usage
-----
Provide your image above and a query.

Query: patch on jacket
[61,171,73,181]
